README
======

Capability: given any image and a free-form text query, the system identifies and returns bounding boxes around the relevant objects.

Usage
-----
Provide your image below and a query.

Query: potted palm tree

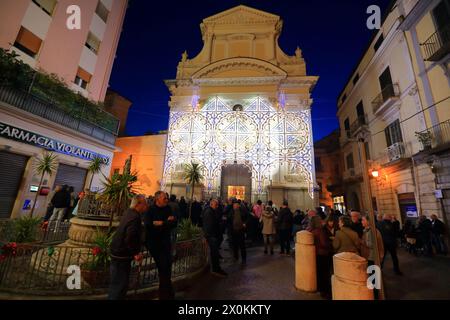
[101,170,138,231]
[30,152,58,217]
[183,162,204,220]
[87,156,105,191]
[416,131,432,150]
[80,228,114,287]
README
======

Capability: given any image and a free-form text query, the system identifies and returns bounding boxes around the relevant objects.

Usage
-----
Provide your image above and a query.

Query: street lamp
[371,170,379,178]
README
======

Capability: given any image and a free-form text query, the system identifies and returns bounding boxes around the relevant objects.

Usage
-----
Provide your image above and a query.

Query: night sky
[109,0,392,142]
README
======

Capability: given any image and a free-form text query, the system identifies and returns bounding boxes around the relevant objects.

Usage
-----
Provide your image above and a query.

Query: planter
[81,268,110,287]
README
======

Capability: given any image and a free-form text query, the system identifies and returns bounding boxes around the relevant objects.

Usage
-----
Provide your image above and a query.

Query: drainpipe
[411,157,422,216]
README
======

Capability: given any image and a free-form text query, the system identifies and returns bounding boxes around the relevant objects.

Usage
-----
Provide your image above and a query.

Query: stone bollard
[331,252,374,300]
[295,230,316,292]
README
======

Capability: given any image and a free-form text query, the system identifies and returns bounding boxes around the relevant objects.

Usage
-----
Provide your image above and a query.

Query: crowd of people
[38,186,447,300]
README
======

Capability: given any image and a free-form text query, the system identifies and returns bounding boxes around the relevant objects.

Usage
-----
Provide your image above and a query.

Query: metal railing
[349,115,368,136]
[421,23,450,61]
[371,83,400,114]
[0,237,207,296]
[0,219,70,245]
[76,194,122,221]
[0,86,118,144]
[343,167,362,180]
[386,141,408,162]
[416,119,450,150]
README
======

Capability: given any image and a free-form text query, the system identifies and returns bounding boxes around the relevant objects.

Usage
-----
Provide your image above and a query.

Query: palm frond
[183,162,204,184]
[88,156,104,174]
[33,151,58,176]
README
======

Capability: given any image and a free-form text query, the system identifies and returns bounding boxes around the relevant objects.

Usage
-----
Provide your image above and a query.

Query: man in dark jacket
[108,195,147,300]
[418,215,433,256]
[49,184,71,230]
[379,214,402,275]
[278,200,294,255]
[202,199,227,277]
[228,200,248,265]
[431,214,447,254]
[144,191,177,300]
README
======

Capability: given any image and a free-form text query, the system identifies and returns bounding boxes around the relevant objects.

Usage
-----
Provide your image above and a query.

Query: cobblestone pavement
[382,247,450,300]
[180,242,323,300]
[180,241,450,300]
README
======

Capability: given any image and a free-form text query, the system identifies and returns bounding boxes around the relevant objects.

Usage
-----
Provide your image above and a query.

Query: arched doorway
[220,164,252,202]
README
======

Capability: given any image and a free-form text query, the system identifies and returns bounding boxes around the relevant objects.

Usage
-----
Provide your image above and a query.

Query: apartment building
[337,0,449,227]
[0,0,128,218]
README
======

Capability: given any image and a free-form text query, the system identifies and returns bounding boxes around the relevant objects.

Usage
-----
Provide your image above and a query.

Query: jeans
[279,229,291,254]
[152,250,174,300]
[206,236,221,271]
[381,243,401,273]
[264,234,274,253]
[49,207,66,231]
[108,258,132,300]
[232,230,246,262]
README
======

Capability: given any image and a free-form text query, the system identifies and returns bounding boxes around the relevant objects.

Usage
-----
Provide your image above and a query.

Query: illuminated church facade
[162,5,319,209]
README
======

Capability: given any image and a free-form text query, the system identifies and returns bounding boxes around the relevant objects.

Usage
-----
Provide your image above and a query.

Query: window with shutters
[13,27,43,58]
[344,118,350,138]
[384,120,403,147]
[95,1,109,23]
[32,0,57,16]
[85,32,101,54]
[74,67,92,90]
[346,153,354,169]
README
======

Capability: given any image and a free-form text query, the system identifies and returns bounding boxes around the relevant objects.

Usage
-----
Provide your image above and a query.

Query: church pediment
[203,5,280,26]
[192,58,287,80]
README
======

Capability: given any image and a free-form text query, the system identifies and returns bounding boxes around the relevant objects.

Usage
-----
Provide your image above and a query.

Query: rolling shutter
[0,151,29,218]
[53,164,87,194]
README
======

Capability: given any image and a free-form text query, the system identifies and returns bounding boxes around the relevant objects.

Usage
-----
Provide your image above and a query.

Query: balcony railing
[349,115,368,136]
[343,167,362,180]
[386,141,408,162]
[416,119,450,151]
[371,83,400,114]
[421,23,450,61]
[0,86,118,145]
[77,194,121,221]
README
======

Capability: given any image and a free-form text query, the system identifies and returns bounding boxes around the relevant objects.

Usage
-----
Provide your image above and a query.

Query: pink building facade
[0,0,128,102]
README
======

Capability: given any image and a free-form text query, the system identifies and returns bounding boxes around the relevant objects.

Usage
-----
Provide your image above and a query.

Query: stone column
[331,252,374,300]
[295,230,316,292]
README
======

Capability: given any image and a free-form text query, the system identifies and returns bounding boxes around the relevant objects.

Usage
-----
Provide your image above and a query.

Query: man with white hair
[109,194,148,299]
[144,191,177,299]
[350,211,364,238]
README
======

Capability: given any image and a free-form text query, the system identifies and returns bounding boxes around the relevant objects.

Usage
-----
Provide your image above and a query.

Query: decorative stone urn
[65,217,119,247]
